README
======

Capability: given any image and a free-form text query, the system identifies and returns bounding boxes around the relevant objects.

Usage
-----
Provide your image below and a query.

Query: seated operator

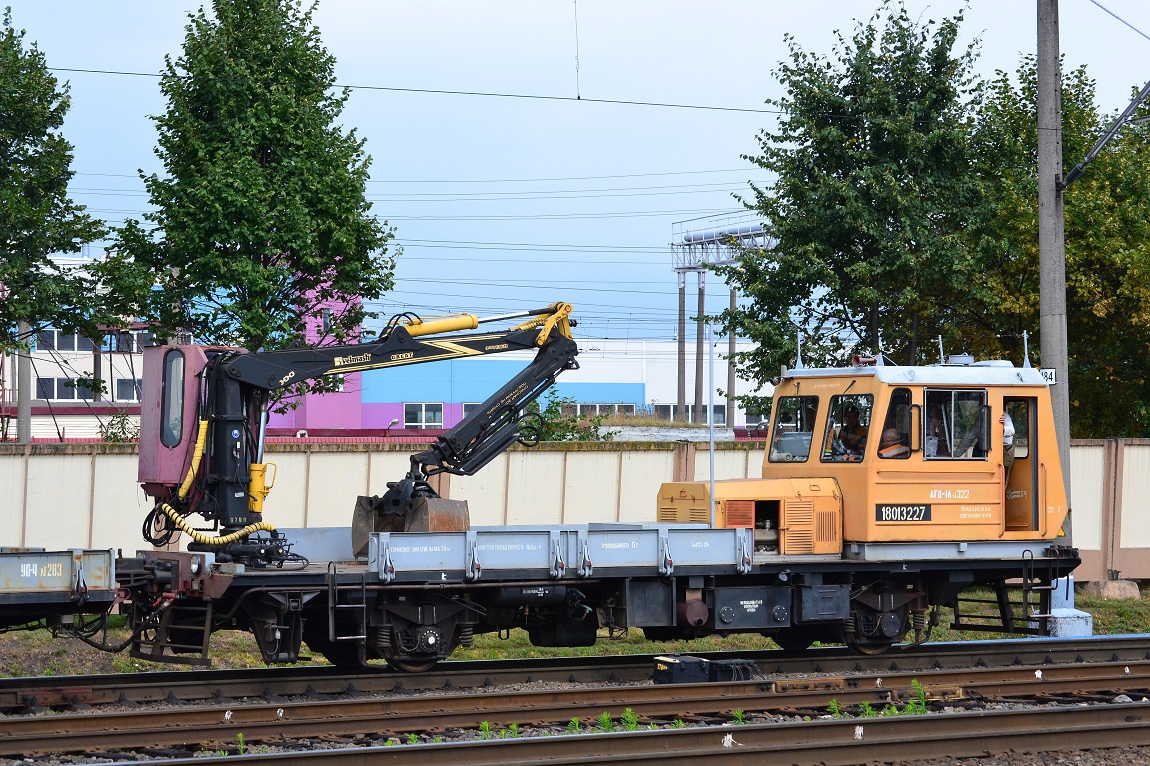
[878,427,909,459]
[839,406,868,454]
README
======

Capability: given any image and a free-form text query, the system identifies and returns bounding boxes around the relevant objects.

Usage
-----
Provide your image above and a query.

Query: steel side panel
[369,525,752,579]
[0,549,114,594]
[584,529,660,568]
[665,527,744,567]
[843,540,1060,562]
[475,530,555,571]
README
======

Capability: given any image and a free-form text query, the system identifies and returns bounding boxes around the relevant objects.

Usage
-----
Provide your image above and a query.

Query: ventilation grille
[724,499,754,528]
[784,500,815,554]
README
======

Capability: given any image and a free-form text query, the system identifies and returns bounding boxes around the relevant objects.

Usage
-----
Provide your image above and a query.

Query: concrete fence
[1,439,1145,583]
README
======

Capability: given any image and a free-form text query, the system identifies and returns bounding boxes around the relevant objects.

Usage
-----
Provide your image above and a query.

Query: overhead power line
[48,66,775,114]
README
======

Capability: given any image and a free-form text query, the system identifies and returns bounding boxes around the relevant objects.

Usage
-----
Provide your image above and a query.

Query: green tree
[717,3,983,383]
[112,0,395,355]
[0,8,105,352]
[529,393,612,442]
[969,60,1150,437]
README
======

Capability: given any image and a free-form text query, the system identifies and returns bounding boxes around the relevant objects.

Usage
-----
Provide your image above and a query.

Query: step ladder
[326,562,368,644]
[130,599,213,666]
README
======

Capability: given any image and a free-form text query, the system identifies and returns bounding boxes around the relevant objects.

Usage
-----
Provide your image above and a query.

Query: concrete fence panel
[1,439,1143,583]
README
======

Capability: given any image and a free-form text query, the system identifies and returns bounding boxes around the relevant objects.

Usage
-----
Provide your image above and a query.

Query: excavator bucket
[351,495,470,558]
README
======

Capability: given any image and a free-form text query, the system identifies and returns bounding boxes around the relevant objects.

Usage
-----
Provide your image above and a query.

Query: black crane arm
[218,303,574,391]
[375,334,579,515]
[146,303,577,558]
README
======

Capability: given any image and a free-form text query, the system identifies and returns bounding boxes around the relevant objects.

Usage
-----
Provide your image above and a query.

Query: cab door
[1003,397,1038,532]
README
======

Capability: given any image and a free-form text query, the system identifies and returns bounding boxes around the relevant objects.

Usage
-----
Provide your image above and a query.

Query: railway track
[5,634,1149,712]
[4,635,1150,762]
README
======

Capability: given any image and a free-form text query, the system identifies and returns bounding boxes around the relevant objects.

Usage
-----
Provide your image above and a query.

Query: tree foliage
[111,0,395,355]
[969,60,1150,437]
[720,2,1150,437]
[719,4,982,381]
[530,393,612,442]
[0,8,105,351]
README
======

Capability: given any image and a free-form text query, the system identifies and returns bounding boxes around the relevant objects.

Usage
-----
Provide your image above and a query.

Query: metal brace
[465,531,482,581]
[377,536,396,584]
[658,531,674,576]
[577,533,593,578]
[736,528,753,575]
[549,530,565,578]
[71,550,88,604]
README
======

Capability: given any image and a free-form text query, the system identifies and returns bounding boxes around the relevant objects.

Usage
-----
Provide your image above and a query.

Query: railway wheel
[848,638,896,656]
[386,655,441,673]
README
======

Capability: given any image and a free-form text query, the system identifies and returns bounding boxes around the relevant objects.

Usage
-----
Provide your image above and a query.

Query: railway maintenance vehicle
[1,305,1079,669]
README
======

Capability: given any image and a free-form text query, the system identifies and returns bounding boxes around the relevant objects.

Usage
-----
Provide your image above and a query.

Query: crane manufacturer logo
[390,351,415,361]
[484,343,509,351]
[334,353,372,366]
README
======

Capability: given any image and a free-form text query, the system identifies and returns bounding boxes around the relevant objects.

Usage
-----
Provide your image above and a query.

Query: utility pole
[693,271,705,424]
[16,320,31,443]
[676,273,687,422]
[1037,0,1072,527]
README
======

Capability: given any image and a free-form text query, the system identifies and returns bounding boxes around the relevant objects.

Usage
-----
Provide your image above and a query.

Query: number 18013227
[875,504,932,522]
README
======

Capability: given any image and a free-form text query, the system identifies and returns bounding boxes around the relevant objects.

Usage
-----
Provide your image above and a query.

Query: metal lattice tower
[671,211,774,424]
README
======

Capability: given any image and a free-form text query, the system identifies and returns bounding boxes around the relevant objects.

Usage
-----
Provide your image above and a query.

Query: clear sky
[7,1,1150,344]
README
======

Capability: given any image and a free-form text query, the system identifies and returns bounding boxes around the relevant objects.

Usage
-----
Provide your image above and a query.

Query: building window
[404,402,443,429]
[574,403,636,419]
[116,378,144,402]
[35,377,94,401]
[462,402,483,420]
[34,329,96,353]
[103,329,154,353]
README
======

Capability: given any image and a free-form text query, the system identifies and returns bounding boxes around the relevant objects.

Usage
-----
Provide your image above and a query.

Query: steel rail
[5,659,1150,757]
[4,634,1149,711]
[64,703,1150,766]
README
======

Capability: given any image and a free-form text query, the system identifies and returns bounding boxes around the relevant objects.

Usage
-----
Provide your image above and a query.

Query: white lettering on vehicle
[875,504,932,522]
[929,489,971,499]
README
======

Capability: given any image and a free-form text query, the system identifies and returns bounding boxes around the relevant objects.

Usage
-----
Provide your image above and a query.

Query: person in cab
[878,427,909,458]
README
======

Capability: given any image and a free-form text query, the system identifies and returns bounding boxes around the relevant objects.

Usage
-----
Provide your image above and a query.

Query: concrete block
[1049,608,1093,637]
[1082,580,1141,601]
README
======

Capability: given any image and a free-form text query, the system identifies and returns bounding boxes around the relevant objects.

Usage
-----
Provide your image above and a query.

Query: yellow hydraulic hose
[160,503,276,545]
[178,420,210,501]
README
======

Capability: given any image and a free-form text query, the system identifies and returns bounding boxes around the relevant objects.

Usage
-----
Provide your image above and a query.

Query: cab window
[822,394,873,462]
[769,395,818,463]
[924,388,988,459]
[1005,399,1029,459]
[160,349,185,448]
[877,387,912,459]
